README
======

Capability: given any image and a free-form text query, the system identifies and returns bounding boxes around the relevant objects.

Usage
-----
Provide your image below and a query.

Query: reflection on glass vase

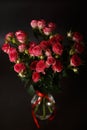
[31,91,56,121]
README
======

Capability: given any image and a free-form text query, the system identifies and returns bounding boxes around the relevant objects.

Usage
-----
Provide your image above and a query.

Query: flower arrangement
[1,19,85,128]
[2,19,85,94]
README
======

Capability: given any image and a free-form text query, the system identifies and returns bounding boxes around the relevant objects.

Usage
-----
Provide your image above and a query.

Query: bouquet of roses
[1,19,85,128]
[2,19,85,93]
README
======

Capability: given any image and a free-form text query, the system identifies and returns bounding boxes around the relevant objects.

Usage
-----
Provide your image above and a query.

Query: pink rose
[9,47,18,62]
[2,43,10,54]
[5,32,14,41]
[45,48,52,56]
[37,19,46,29]
[36,60,46,74]
[72,32,83,42]
[48,22,56,30]
[70,54,82,67]
[43,27,52,35]
[15,30,27,43]
[28,46,34,56]
[52,42,63,55]
[29,42,37,48]
[14,63,26,73]
[29,45,42,57]
[28,42,37,56]
[30,20,38,28]
[32,45,42,56]
[52,60,63,72]
[74,42,84,54]
[30,61,38,70]
[18,43,26,52]
[46,56,56,67]
[32,71,40,83]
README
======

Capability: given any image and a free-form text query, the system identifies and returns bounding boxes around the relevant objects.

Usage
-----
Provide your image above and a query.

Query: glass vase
[31,91,56,120]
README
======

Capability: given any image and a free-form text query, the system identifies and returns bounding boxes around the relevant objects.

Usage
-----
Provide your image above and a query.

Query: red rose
[5,32,14,42]
[28,46,34,56]
[48,22,56,31]
[46,56,56,67]
[9,47,18,62]
[15,30,27,43]
[29,45,42,57]
[30,20,38,28]
[70,54,82,67]
[37,19,46,29]
[32,45,42,56]
[2,43,10,54]
[74,42,84,54]
[32,71,40,83]
[29,42,37,47]
[52,60,63,72]
[14,63,26,73]
[43,27,52,36]
[49,34,63,44]
[28,42,37,56]
[52,42,63,55]
[72,32,83,42]
[18,43,26,52]
[40,40,50,50]
[36,60,46,74]
[30,61,38,70]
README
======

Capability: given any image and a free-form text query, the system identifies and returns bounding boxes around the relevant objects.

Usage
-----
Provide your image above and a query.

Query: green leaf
[26,84,35,96]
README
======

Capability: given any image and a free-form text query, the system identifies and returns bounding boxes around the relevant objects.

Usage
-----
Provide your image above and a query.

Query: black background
[0,0,87,130]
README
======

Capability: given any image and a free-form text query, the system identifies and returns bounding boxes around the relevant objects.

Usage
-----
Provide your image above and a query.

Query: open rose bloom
[1,19,85,94]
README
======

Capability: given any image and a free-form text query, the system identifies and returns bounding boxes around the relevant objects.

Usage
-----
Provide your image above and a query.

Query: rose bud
[52,42,63,55]
[32,71,40,83]
[40,40,50,50]
[74,42,84,54]
[45,48,52,56]
[9,47,18,62]
[30,20,38,28]
[5,32,14,42]
[15,30,27,43]
[67,30,72,37]
[43,27,52,36]
[18,73,26,78]
[49,34,63,43]
[2,43,10,54]
[46,56,56,67]
[29,42,37,48]
[30,61,38,70]
[36,60,46,74]
[18,43,26,52]
[14,62,26,73]
[70,54,82,67]
[52,60,63,72]
[37,19,46,29]
[48,22,56,31]
[72,32,83,42]
[72,68,78,73]
[69,48,75,55]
